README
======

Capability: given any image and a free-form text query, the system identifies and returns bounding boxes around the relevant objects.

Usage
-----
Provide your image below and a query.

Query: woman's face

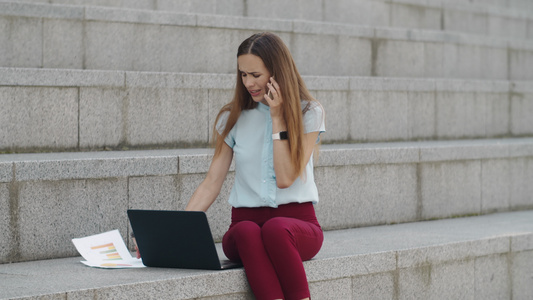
[237,54,272,106]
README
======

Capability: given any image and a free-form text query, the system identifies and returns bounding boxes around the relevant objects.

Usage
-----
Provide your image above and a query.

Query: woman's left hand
[265,77,283,118]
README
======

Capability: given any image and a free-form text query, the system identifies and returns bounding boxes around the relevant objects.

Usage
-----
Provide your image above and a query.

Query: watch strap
[272,131,288,140]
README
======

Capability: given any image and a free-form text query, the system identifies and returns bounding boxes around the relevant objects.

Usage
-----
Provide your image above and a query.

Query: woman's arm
[185,142,233,211]
[271,123,318,189]
[266,77,319,188]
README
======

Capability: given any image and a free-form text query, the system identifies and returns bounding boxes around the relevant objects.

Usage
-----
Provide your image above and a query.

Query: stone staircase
[1,1,533,79]
[0,0,532,299]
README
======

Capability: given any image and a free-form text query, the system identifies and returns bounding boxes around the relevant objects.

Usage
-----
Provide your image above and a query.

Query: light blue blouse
[219,100,325,208]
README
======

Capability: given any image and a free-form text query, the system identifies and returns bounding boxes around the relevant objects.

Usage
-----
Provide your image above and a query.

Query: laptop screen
[127,210,224,270]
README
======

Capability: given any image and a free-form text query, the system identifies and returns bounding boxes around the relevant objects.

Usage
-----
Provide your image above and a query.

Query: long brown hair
[213,32,318,178]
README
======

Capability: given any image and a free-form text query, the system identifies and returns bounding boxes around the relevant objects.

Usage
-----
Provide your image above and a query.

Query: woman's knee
[262,217,323,261]
[223,221,262,260]
[262,218,294,245]
[228,221,261,240]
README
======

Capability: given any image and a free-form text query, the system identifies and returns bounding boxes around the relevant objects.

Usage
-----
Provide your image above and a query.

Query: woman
[185,32,325,300]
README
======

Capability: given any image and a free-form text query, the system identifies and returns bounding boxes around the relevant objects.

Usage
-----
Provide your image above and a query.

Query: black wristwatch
[272,131,288,140]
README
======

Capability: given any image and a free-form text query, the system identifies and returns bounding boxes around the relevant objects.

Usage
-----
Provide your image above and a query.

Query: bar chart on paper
[72,230,145,268]
[92,243,122,260]
[89,242,133,266]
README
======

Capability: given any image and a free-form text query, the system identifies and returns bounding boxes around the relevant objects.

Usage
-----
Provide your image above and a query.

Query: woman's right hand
[132,236,141,259]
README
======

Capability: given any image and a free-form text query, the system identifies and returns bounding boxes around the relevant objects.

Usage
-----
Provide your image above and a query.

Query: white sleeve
[302,101,326,143]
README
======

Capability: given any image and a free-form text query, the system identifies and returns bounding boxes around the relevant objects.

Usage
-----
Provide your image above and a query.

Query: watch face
[279,131,288,140]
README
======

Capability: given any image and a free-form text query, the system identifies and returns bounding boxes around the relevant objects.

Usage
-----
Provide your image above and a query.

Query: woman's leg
[222,220,284,300]
[261,217,324,300]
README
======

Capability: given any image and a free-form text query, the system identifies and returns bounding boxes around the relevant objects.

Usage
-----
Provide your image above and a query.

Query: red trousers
[222,202,323,300]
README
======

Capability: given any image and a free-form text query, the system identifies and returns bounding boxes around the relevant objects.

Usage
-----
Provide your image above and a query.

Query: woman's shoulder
[301,100,324,115]
[301,100,325,132]
[215,110,231,133]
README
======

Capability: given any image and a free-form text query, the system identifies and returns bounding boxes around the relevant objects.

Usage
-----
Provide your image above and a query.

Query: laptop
[127,209,241,270]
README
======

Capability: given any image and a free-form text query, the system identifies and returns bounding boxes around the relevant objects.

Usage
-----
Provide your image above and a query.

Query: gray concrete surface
[1,68,532,152]
[0,210,531,299]
[1,2,533,79]
[0,139,532,263]
[1,0,532,298]
[3,0,532,41]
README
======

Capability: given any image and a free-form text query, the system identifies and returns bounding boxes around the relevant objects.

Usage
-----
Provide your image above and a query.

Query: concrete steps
[1,0,532,298]
[1,210,532,299]
[4,0,533,41]
[1,67,533,153]
[1,138,532,264]
[1,1,533,79]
